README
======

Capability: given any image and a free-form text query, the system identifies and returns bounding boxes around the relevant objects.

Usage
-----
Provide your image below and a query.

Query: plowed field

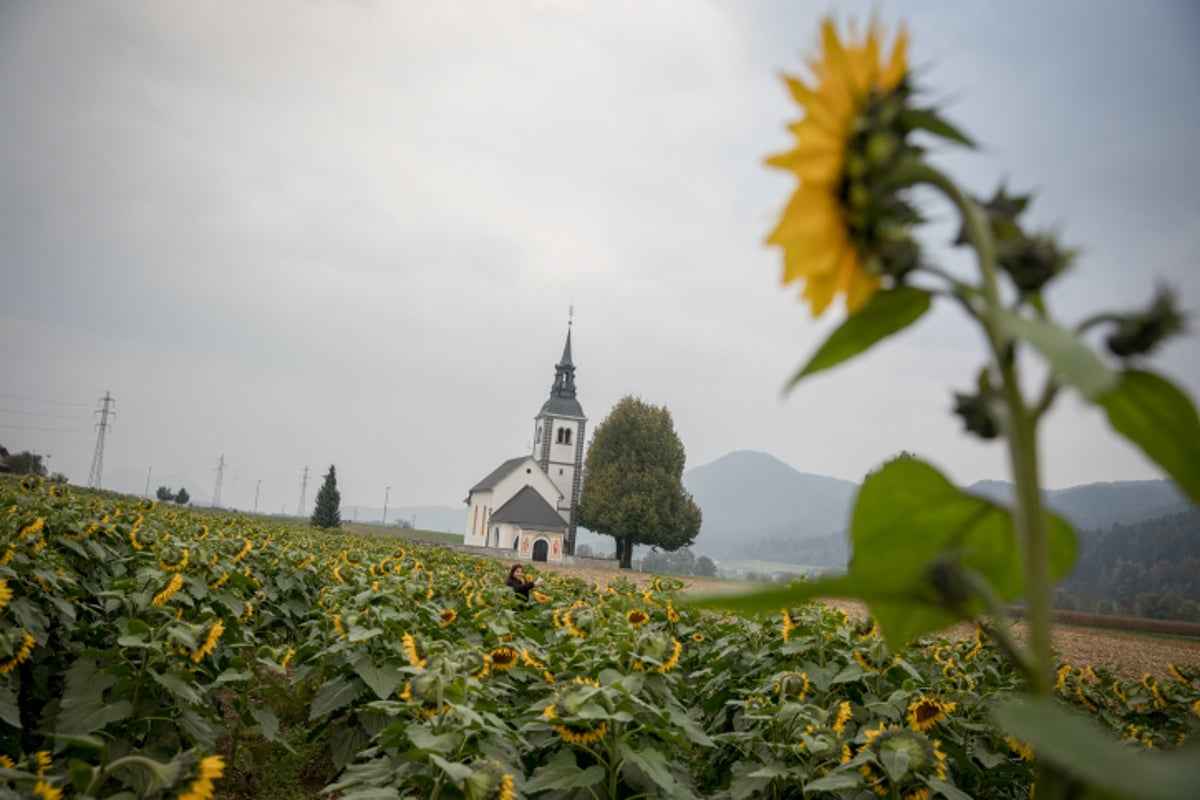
[535,562,1200,681]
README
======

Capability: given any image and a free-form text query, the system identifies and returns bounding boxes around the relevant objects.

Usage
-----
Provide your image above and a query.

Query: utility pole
[297,466,309,516]
[383,486,391,526]
[144,466,152,498]
[87,391,115,489]
[212,454,226,507]
[253,479,262,513]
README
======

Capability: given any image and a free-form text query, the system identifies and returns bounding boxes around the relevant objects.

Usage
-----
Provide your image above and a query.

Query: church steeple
[534,311,587,556]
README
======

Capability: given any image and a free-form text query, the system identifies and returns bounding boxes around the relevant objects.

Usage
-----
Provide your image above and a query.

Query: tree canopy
[577,396,702,569]
[311,465,342,529]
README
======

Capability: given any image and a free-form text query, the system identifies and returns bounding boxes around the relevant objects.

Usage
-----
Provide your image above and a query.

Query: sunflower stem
[912,164,1054,699]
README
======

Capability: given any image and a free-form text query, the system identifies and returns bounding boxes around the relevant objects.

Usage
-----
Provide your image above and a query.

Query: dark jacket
[507,575,536,600]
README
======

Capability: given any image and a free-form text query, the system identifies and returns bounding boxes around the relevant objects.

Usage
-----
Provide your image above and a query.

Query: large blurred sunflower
[766,17,913,316]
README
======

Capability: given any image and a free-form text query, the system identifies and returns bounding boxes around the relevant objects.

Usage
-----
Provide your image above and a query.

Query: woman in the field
[506,563,541,601]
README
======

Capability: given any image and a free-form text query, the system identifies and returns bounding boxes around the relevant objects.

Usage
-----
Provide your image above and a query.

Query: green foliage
[311,465,342,529]
[156,485,175,502]
[3,451,46,476]
[1,476,1198,800]
[577,396,702,569]
[175,487,190,505]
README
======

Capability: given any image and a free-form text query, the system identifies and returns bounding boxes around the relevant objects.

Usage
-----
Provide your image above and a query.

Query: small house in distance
[462,324,586,563]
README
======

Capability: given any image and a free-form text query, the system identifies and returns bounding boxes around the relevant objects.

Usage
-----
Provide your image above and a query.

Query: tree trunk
[619,535,634,570]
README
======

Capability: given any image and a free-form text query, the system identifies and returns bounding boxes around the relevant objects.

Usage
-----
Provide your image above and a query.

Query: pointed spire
[538,312,584,419]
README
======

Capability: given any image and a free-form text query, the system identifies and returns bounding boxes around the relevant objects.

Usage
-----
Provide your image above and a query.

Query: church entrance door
[532,539,549,562]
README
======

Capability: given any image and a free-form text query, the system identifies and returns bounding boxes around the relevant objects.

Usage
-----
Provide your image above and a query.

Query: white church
[462,325,586,563]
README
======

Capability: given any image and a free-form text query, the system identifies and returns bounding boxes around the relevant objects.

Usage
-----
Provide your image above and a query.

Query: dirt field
[532,562,1200,682]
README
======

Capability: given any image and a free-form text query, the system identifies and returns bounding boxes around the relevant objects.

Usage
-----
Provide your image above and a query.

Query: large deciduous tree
[311,464,342,529]
[577,396,702,569]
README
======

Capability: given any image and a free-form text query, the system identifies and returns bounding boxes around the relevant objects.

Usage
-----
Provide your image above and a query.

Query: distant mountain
[967,479,1190,532]
[342,505,464,534]
[682,450,858,558]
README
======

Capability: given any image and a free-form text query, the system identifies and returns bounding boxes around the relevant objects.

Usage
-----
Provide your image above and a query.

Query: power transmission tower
[212,454,226,507]
[297,466,309,516]
[87,391,115,488]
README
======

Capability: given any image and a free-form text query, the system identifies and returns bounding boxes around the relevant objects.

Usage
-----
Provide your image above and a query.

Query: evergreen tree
[174,487,190,505]
[577,396,702,569]
[311,464,342,529]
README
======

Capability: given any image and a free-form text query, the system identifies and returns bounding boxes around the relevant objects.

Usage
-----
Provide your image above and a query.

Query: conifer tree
[311,464,342,529]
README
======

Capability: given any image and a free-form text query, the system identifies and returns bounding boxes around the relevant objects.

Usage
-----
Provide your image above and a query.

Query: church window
[557,427,572,445]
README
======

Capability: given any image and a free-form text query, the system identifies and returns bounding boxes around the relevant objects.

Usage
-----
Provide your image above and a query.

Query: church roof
[538,327,585,419]
[490,485,568,531]
[469,456,531,493]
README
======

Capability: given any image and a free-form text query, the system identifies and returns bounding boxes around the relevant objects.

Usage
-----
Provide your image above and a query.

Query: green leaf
[927,778,975,800]
[430,755,475,783]
[150,669,202,705]
[995,309,1118,400]
[805,771,863,791]
[787,287,932,389]
[881,747,910,781]
[0,684,19,728]
[900,107,975,147]
[69,759,96,793]
[331,725,369,771]
[352,657,405,701]
[309,676,365,720]
[524,750,605,793]
[687,458,1076,650]
[407,726,462,756]
[995,696,1200,800]
[55,658,131,735]
[620,742,677,794]
[1099,370,1200,509]
[251,707,282,744]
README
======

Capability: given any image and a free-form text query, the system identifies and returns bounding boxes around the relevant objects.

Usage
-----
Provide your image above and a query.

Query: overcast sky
[2,1,1198,515]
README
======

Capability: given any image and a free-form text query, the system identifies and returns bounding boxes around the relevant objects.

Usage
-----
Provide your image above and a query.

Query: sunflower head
[906,696,955,731]
[626,608,650,627]
[487,646,519,672]
[19,474,43,492]
[775,670,811,700]
[767,17,968,317]
[439,608,458,627]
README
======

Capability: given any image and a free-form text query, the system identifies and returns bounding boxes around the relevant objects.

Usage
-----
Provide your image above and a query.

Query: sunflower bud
[997,234,1074,293]
[926,558,972,612]
[952,371,1001,440]
[1105,285,1186,357]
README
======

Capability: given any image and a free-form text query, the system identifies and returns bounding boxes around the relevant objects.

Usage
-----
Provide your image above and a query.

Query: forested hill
[1056,508,1200,621]
[967,479,1190,531]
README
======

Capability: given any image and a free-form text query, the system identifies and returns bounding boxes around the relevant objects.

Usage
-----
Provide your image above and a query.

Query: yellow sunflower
[402,632,427,669]
[0,578,12,612]
[177,754,225,800]
[626,608,650,627]
[906,696,955,731]
[152,573,185,606]
[488,646,519,672]
[832,700,854,735]
[32,782,62,800]
[190,620,225,663]
[766,17,912,316]
[439,608,458,627]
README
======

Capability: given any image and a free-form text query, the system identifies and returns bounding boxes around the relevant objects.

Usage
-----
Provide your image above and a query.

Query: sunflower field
[1,475,1198,800]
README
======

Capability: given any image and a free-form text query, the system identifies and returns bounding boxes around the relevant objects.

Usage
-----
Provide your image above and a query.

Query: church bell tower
[533,318,586,555]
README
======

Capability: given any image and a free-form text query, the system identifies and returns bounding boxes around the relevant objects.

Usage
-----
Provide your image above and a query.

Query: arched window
[557,427,572,445]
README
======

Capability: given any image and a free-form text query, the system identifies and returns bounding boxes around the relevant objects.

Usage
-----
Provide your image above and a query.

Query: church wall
[462,489,494,545]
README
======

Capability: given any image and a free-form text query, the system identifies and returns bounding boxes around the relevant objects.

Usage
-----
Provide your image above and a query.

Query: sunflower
[152,573,185,606]
[692,632,705,643]
[666,602,681,623]
[0,578,11,612]
[50,483,71,500]
[190,620,225,663]
[177,754,225,800]
[775,671,810,700]
[439,608,458,627]
[859,728,949,797]
[32,782,61,800]
[0,629,36,674]
[766,17,917,316]
[626,608,650,627]
[402,632,427,669]
[781,609,796,642]
[488,646,519,672]
[496,772,516,800]
[906,696,955,731]
[1005,733,1034,761]
[33,750,51,775]
[832,700,854,735]
[543,677,606,746]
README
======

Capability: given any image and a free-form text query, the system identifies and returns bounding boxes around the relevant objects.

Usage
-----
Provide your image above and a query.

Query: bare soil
[533,562,1200,682]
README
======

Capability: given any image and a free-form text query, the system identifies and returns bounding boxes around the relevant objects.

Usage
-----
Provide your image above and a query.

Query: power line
[0,424,91,434]
[0,408,93,420]
[0,391,93,407]
[87,391,115,489]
